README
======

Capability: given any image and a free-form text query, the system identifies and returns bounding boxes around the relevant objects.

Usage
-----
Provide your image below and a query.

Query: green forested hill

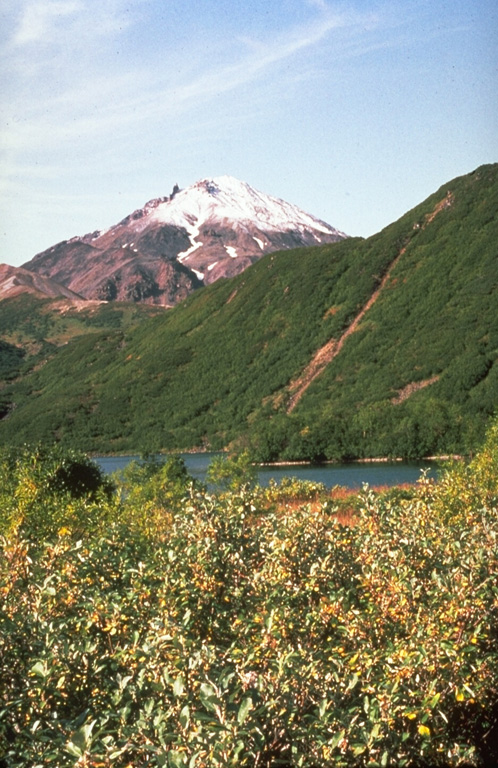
[1,164,497,459]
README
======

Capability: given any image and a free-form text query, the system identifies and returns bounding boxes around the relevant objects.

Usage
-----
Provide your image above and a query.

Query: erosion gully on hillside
[286,192,454,413]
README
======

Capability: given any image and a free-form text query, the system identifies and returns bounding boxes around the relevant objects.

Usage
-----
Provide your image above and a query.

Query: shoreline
[91,449,462,467]
[258,456,459,468]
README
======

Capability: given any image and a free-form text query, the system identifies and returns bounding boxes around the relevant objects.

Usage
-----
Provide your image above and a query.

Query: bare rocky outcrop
[390,376,440,404]
[286,247,406,412]
[0,263,84,301]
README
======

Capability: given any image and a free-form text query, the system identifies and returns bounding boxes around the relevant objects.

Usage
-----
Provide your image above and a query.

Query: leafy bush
[0,445,115,540]
[115,453,195,537]
[261,475,327,504]
[206,451,256,491]
[1,429,498,766]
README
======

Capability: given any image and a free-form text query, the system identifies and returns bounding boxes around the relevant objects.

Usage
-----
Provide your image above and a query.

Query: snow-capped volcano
[146,176,342,234]
[23,176,347,306]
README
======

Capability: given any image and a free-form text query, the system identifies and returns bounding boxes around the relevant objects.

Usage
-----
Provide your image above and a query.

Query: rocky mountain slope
[21,177,346,306]
[0,263,84,301]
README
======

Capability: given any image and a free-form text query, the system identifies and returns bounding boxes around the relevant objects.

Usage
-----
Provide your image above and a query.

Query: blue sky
[1,0,497,266]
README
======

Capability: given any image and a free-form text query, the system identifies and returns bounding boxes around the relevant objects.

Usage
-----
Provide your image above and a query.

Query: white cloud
[7,0,140,52]
[13,1,83,45]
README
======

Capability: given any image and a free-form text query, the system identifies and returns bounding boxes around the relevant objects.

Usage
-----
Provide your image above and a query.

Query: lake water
[95,452,441,489]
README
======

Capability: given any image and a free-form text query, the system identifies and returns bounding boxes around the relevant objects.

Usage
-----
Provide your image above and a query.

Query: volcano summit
[23,176,347,306]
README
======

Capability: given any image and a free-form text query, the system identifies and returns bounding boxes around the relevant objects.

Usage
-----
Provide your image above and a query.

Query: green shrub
[0,445,115,540]
[206,451,256,492]
[1,433,497,766]
[114,453,194,538]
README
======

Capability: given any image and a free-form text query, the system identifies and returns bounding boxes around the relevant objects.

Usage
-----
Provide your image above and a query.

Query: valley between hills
[0,163,497,462]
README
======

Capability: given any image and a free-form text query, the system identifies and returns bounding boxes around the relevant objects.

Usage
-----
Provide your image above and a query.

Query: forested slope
[0,164,496,459]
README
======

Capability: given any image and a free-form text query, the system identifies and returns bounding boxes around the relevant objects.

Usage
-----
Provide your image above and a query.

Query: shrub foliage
[0,430,497,766]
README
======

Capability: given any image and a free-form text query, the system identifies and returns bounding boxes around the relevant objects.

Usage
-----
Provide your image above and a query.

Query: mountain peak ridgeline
[22,176,347,306]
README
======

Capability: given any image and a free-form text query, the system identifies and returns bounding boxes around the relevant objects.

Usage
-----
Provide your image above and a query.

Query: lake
[95,452,442,489]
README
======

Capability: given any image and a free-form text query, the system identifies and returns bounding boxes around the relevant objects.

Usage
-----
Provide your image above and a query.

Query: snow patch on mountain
[178,238,202,262]
[138,176,344,238]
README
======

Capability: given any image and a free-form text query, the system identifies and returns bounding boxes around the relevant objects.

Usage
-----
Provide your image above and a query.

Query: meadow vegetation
[1,422,497,766]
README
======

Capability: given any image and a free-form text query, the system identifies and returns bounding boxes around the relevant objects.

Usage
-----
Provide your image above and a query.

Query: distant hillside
[0,293,163,350]
[1,164,497,460]
[0,295,164,421]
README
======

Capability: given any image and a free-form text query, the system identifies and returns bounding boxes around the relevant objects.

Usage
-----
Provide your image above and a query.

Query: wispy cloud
[0,0,382,206]
[1,0,493,265]
[9,0,137,49]
[13,1,83,46]
[307,0,330,11]
[1,3,369,151]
